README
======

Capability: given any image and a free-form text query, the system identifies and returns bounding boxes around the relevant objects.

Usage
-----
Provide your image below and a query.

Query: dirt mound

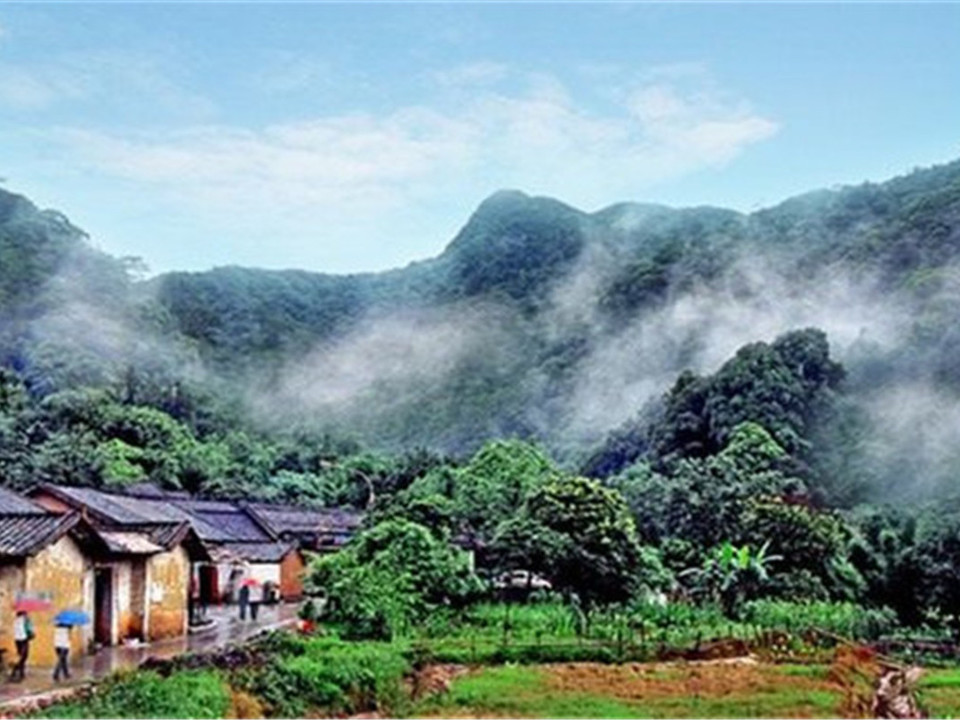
[410,664,470,700]
[545,660,832,702]
[829,644,926,719]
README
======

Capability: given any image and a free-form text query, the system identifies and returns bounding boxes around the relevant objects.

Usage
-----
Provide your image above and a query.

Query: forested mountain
[2,159,960,505]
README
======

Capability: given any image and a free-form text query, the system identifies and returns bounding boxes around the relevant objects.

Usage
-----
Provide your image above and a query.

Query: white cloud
[0,62,88,110]
[0,50,214,118]
[52,70,776,202]
[36,68,777,270]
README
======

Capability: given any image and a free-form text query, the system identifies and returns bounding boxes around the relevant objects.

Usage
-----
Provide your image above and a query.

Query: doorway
[94,566,113,645]
[199,564,219,606]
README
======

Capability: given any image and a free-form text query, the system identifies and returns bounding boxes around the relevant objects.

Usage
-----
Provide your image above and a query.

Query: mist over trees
[3,158,960,634]
[3,160,960,499]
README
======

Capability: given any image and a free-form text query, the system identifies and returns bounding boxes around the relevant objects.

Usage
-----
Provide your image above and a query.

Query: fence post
[502,602,511,648]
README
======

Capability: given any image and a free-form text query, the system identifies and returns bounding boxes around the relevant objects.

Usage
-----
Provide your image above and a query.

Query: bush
[309,520,483,639]
[741,599,898,639]
[238,637,411,717]
[30,670,229,719]
[424,640,620,665]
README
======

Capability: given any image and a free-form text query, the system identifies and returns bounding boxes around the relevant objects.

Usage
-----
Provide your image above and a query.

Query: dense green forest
[4,160,960,641]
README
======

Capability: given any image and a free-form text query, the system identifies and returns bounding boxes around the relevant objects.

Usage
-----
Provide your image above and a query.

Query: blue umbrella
[54,609,90,626]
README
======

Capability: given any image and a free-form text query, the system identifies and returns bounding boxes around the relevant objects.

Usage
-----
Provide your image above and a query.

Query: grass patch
[414,662,843,719]
[918,668,960,718]
[28,670,229,719]
[415,666,644,718]
[777,664,832,680]
[922,668,960,689]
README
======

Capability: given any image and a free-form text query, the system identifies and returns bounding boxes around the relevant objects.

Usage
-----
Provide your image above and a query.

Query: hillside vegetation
[4,161,960,651]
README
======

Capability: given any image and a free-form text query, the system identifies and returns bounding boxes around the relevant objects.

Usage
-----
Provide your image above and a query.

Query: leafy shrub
[237,637,411,717]
[30,670,229,719]
[309,519,483,639]
[425,640,619,665]
[741,599,898,639]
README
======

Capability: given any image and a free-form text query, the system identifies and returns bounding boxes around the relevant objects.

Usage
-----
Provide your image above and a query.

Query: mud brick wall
[128,559,147,639]
[146,546,189,641]
[280,551,304,600]
[0,562,26,665]
[24,536,92,666]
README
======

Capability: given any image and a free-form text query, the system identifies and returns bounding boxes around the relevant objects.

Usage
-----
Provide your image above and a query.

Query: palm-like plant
[681,541,782,616]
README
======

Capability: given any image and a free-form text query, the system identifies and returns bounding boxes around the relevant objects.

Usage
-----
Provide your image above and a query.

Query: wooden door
[199,565,218,605]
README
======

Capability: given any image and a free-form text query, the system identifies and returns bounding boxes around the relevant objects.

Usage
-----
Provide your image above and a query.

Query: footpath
[0,602,300,714]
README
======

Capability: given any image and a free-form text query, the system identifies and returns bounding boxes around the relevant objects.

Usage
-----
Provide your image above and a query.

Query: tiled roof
[36,485,155,524]
[32,485,210,560]
[0,486,46,516]
[247,503,363,537]
[172,500,274,542]
[113,497,228,541]
[33,484,222,539]
[143,522,188,549]
[0,513,79,558]
[217,541,298,564]
[98,531,164,555]
[173,498,238,512]
[28,484,356,557]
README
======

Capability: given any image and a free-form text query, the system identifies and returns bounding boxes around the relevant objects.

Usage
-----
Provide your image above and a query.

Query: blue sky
[0,2,958,275]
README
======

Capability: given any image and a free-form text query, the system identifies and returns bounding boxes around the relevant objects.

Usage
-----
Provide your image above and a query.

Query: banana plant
[681,541,782,616]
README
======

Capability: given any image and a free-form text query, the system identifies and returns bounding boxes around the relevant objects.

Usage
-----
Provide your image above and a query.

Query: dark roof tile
[34,485,225,540]
[218,541,298,563]
[247,503,363,537]
[172,500,273,542]
[0,486,46,516]
[0,513,78,557]
[36,485,152,524]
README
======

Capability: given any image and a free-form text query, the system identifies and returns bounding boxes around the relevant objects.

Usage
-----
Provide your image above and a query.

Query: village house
[167,497,306,604]
[0,487,106,667]
[244,502,364,553]
[27,484,210,647]
[2,480,364,675]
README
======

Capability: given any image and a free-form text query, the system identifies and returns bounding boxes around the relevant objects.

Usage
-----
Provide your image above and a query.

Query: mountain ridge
[2,158,960,476]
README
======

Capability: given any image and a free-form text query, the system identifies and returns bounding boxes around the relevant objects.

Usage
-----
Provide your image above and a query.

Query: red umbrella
[241,578,260,587]
[15,592,52,612]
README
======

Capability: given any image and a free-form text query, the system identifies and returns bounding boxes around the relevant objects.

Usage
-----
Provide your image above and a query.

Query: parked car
[492,570,553,590]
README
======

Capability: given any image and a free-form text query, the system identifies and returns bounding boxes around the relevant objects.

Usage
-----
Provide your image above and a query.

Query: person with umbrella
[8,593,49,682]
[51,609,88,681]
[53,622,71,681]
[9,610,34,682]
[237,581,250,621]
[238,578,260,621]
[250,579,261,622]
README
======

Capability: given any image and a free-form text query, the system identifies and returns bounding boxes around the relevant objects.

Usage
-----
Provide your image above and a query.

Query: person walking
[238,583,250,621]
[250,584,261,622]
[9,611,33,682]
[53,623,71,682]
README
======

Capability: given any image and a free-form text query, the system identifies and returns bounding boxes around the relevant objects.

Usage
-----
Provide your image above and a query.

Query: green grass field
[414,662,960,719]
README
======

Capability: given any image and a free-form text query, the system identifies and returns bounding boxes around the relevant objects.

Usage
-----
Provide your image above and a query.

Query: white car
[493,570,553,590]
